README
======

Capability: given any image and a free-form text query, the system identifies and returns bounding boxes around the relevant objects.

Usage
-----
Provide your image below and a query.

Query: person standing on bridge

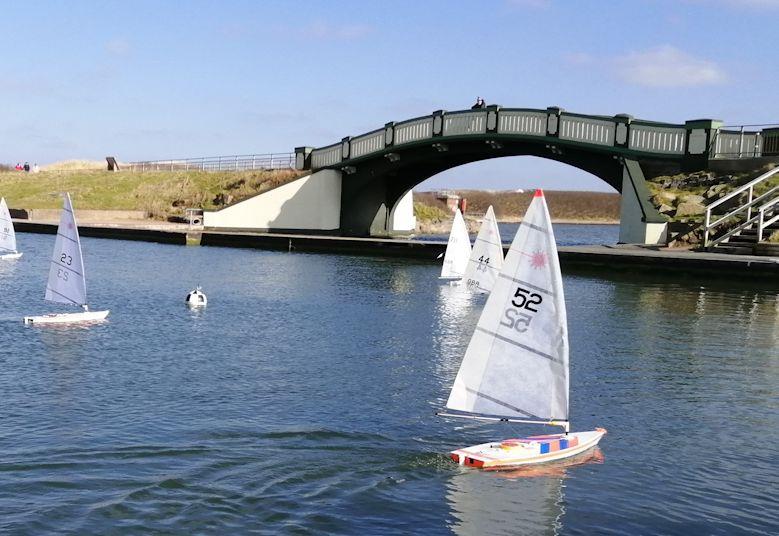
[471,97,486,109]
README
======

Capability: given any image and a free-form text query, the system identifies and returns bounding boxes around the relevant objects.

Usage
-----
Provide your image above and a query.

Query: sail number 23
[56,252,73,280]
[500,287,543,333]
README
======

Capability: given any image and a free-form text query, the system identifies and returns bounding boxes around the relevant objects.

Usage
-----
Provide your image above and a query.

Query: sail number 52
[500,287,543,333]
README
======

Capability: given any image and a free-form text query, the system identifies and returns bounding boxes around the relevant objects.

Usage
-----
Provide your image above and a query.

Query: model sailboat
[460,205,503,293]
[439,208,471,280]
[0,197,22,260]
[439,190,605,469]
[23,193,109,325]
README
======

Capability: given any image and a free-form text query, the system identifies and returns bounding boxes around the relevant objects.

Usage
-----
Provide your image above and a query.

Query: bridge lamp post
[545,144,563,156]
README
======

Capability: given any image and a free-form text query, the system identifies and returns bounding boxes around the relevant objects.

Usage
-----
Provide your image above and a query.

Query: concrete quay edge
[14,221,779,277]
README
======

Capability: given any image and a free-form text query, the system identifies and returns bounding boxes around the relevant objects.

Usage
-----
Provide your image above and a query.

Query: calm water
[0,229,777,535]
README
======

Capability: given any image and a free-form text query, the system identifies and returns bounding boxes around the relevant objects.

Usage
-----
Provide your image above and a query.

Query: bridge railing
[629,122,687,154]
[394,116,434,145]
[708,125,779,158]
[125,153,294,172]
[497,109,547,136]
[303,108,778,172]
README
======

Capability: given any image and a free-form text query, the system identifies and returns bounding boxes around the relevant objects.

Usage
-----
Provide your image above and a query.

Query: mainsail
[0,197,18,254]
[461,205,503,293]
[44,193,87,306]
[440,208,471,280]
[445,190,569,422]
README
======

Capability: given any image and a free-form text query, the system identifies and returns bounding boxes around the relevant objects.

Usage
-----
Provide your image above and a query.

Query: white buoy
[186,286,207,307]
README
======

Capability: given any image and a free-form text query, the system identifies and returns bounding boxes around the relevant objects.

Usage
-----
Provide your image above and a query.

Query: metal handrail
[125,152,294,172]
[708,185,779,230]
[704,166,779,248]
[706,167,779,213]
[707,214,759,248]
[756,197,779,241]
[706,194,779,248]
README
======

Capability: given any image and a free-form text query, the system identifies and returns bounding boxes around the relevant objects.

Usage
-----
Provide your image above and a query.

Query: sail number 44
[500,287,542,333]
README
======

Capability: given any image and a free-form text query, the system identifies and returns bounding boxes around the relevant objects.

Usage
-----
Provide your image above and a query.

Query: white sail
[461,205,503,293]
[440,208,471,280]
[0,197,18,254]
[44,193,87,306]
[446,190,569,422]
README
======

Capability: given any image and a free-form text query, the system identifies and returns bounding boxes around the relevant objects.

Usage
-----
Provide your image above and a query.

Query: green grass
[0,169,305,218]
[413,202,450,223]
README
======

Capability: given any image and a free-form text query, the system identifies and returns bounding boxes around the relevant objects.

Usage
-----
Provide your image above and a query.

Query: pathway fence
[124,153,295,172]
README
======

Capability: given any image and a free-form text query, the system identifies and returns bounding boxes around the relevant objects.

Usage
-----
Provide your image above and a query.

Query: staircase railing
[756,197,779,242]
[703,166,779,248]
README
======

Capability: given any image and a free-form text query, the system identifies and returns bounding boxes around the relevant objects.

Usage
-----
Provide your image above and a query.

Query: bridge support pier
[618,159,667,245]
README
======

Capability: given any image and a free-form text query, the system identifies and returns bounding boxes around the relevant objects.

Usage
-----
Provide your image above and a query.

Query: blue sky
[2,0,778,191]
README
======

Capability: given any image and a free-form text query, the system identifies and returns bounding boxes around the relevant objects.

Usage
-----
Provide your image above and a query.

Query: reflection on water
[431,284,481,405]
[446,449,604,535]
[448,471,564,536]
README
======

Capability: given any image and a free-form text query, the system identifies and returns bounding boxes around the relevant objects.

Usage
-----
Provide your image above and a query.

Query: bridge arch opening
[372,155,620,237]
[419,155,618,194]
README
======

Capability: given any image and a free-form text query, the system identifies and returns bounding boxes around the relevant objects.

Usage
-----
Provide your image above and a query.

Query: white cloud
[613,45,726,87]
[105,38,130,56]
[298,21,373,41]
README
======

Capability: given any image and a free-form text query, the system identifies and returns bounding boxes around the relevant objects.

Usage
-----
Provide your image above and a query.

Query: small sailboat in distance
[23,193,109,325]
[460,205,503,293]
[0,197,22,260]
[439,208,471,281]
[438,189,606,469]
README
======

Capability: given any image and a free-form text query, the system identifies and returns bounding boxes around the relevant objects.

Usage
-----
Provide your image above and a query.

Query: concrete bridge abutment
[202,168,416,236]
[618,159,668,244]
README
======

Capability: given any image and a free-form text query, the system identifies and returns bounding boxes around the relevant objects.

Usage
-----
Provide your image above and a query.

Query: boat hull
[23,310,110,325]
[450,428,606,470]
[0,251,22,260]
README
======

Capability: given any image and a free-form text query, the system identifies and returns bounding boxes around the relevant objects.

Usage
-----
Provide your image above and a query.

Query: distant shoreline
[493,217,619,225]
[417,216,619,235]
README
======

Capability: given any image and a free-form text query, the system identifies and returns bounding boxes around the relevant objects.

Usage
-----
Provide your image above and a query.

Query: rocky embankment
[647,167,779,247]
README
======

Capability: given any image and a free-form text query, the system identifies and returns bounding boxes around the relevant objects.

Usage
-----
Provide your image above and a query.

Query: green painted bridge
[294,106,778,242]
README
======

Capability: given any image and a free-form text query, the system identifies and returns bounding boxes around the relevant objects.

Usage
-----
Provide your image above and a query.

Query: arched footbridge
[205,106,778,244]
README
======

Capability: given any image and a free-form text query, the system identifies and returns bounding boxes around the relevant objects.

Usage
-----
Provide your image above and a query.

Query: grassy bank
[0,168,305,218]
